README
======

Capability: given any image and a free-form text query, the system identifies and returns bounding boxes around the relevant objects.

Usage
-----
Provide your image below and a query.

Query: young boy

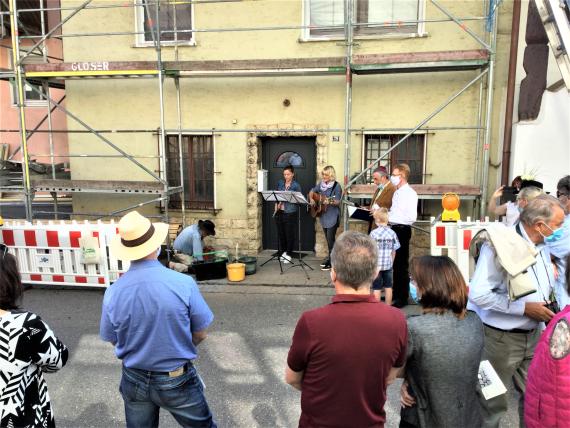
[369,208,400,304]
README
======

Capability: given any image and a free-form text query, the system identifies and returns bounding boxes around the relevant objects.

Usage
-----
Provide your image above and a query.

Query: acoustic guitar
[309,193,336,218]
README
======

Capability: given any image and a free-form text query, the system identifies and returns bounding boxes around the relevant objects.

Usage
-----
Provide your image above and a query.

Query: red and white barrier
[0,220,130,288]
[430,217,495,283]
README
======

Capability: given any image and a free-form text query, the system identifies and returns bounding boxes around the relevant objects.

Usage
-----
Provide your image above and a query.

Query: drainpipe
[480,5,499,218]
[501,0,521,185]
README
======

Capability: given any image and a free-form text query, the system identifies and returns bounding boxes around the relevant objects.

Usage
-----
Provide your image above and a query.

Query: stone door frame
[246,124,329,255]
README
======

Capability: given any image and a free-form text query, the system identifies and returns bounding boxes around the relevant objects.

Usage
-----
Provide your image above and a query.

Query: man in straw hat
[100,211,217,427]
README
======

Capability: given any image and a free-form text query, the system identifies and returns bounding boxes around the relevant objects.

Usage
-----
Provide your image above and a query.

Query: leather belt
[484,323,535,334]
[132,362,192,378]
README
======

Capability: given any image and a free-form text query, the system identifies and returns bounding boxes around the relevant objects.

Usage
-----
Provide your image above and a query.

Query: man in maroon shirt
[285,231,407,428]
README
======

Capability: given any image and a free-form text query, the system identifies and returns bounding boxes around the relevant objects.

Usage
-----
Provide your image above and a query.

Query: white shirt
[467,224,555,331]
[388,183,418,225]
[503,201,520,227]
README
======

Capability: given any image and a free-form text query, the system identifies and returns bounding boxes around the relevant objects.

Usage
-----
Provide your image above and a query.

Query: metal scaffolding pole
[346,69,489,189]
[156,1,170,227]
[342,0,354,231]
[18,0,92,64]
[8,0,33,221]
[175,77,187,226]
[480,7,499,217]
[27,85,164,183]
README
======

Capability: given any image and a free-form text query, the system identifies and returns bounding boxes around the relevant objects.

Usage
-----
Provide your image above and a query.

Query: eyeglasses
[557,191,568,199]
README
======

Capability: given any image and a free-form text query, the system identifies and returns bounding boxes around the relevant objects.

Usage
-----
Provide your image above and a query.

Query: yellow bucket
[227,263,246,282]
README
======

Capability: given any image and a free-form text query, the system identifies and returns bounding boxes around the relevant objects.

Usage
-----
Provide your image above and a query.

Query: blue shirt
[173,224,204,260]
[276,179,302,213]
[370,226,400,271]
[467,224,555,331]
[100,260,214,371]
[550,215,570,308]
[311,182,342,228]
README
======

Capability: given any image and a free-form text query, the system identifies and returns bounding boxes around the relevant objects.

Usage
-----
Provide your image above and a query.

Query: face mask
[517,206,523,214]
[390,175,401,187]
[377,182,384,190]
[409,281,420,304]
[542,223,565,243]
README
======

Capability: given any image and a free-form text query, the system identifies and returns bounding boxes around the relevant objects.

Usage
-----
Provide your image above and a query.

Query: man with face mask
[368,166,396,232]
[387,163,418,308]
[468,195,566,428]
[550,175,570,308]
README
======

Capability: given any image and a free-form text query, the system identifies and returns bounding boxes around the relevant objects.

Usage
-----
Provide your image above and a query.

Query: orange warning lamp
[441,193,461,222]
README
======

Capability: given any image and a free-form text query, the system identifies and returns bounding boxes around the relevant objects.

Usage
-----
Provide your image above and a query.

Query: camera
[500,186,518,205]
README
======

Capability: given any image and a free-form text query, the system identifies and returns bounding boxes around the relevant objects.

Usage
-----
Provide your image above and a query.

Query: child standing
[369,208,400,304]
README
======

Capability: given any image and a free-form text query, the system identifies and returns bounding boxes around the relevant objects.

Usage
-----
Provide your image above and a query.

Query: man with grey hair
[368,166,396,232]
[285,231,407,427]
[468,195,566,428]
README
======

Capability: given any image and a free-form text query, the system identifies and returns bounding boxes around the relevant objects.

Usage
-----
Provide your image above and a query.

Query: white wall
[511,90,570,193]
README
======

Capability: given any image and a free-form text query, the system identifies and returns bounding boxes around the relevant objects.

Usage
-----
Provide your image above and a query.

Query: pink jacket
[525,306,570,428]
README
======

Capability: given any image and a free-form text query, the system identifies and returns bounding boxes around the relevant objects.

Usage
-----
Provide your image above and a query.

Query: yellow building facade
[52,0,514,254]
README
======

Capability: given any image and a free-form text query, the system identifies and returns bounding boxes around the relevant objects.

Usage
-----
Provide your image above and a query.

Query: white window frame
[9,47,48,107]
[302,0,427,41]
[134,1,195,47]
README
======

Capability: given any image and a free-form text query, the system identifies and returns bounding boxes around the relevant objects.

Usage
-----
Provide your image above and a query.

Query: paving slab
[198,250,332,288]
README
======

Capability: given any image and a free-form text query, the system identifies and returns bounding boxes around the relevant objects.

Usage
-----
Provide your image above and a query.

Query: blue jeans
[120,364,216,428]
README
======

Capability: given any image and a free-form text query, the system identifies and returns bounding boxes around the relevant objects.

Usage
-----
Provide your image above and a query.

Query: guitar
[309,193,337,218]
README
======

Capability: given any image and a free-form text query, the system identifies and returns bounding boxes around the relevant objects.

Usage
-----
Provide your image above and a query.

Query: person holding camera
[468,195,565,428]
[488,180,542,227]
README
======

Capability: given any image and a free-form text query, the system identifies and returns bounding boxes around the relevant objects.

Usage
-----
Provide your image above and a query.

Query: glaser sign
[71,62,110,71]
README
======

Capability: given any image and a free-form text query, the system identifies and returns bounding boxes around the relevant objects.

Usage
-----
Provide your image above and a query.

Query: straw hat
[110,211,169,261]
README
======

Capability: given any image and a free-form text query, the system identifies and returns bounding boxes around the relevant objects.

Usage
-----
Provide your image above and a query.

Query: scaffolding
[0,0,502,229]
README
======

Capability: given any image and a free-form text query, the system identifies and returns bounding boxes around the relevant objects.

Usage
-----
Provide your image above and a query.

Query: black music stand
[259,190,313,279]
[260,190,286,273]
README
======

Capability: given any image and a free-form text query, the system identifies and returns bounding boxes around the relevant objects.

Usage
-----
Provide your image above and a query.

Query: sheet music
[478,360,507,400]
[260,191,308,204]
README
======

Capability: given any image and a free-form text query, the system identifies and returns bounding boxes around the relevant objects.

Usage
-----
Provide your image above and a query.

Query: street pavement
[24,283,519,427]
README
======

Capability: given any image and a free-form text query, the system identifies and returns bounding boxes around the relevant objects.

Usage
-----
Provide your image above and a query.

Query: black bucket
[238,256,257,275]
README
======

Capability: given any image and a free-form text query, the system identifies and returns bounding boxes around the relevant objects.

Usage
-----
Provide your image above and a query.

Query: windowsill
[12,102,48,108]
[133,40,197,48]
[298,32,428,43]
[166,207,222,215]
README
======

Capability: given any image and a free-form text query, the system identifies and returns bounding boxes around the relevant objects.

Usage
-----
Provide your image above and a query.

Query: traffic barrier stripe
[0,220,130,288]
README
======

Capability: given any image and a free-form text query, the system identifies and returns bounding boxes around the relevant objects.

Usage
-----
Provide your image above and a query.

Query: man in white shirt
[387,163,418,308]
[468,195,566,428]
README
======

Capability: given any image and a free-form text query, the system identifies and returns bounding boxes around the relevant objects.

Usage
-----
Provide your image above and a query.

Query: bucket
[227,263,246,282]
[238,256,257,275]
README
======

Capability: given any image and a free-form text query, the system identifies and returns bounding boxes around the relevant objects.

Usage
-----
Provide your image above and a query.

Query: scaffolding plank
[348,184,481,200]
[351,50,489,74]
[22,51,489,78]
[31,179,170,194]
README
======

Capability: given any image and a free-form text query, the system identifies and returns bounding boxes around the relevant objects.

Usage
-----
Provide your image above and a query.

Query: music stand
[259,190,286,272]
[259,190,313,279]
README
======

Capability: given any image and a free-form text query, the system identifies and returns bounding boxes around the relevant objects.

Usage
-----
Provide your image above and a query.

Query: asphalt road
[23,286,518,427]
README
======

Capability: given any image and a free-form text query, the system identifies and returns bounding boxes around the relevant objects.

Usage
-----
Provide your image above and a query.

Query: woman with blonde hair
[308,165,342,271]
[400,256,484,428]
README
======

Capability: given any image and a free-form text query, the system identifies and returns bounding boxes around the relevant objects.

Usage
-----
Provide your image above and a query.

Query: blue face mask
[409,281,420,304]
[543,223,565,243]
